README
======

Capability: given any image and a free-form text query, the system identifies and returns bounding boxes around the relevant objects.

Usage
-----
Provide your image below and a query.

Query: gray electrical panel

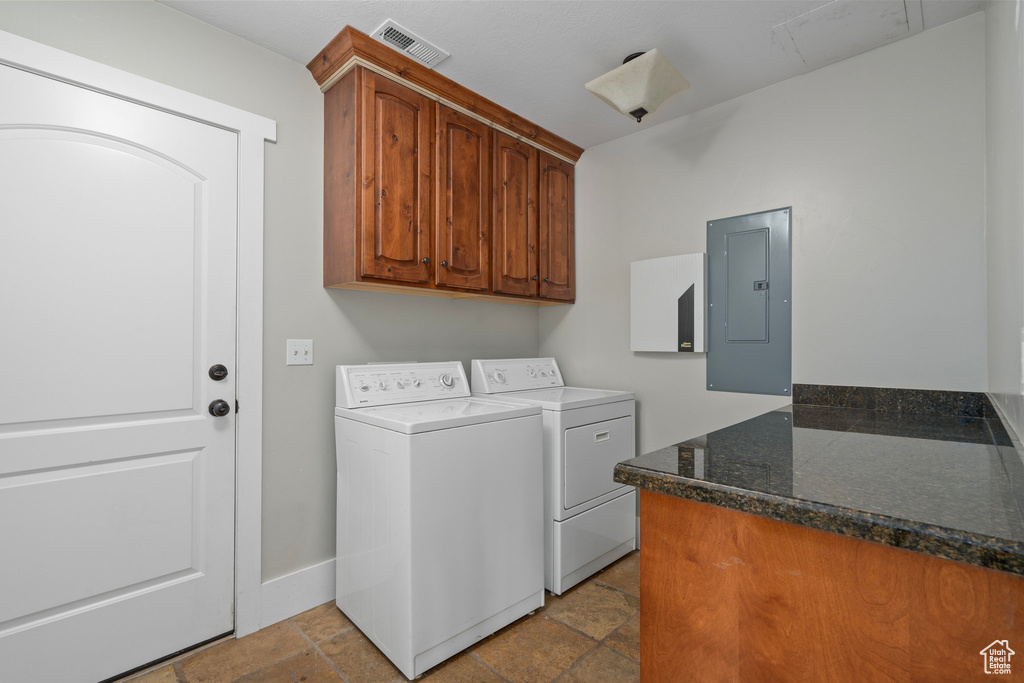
[707,207,792,396]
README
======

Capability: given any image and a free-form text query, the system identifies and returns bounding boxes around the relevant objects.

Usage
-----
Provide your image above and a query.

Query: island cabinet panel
[538,152,575,302]
[639,490,1024,682]
[492,132,538,297]
[360,71,432,284]
[435,104,490,291]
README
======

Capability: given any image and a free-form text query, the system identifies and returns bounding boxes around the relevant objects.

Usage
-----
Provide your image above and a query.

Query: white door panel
[1,133,199,425]
[0,61,237,683]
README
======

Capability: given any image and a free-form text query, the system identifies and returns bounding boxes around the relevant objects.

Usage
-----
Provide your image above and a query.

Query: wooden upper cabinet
[538,152,575,302]
[435,104,490,291]
[492,132,539,297]
[359,71,432,284]
[315,27,581,304]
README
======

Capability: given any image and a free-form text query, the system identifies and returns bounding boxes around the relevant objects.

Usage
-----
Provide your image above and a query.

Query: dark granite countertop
[614,388,1024,576]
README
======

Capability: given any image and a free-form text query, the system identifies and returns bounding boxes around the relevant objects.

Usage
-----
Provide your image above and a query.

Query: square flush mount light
[585,49,690,122]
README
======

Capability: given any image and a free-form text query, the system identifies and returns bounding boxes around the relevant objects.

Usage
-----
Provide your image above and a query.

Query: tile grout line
[284,617,354,683]
[198,620,316,683]
[549,639,604,683]
[598,622,640,665]
[467,651,515,682]
[590,577,640,601]
[116,633,234,682]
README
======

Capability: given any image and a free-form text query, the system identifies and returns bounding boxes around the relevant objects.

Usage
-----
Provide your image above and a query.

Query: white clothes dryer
[471,358,636,594]
[334,361,544,679]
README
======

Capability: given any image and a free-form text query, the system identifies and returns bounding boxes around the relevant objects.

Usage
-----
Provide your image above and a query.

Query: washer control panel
[471,358,564,394]
[336,361,470,408]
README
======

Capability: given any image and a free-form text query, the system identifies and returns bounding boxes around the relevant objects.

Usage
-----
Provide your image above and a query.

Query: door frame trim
[0,28,276,638]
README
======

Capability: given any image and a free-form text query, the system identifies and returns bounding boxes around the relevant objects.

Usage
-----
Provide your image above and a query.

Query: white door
[0,62,238,683]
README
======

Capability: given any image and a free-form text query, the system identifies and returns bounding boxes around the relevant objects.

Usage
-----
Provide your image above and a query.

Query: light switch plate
[286,339,313,366]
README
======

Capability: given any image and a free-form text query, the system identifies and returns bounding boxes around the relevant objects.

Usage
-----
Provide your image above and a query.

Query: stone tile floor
[122,552,639,683]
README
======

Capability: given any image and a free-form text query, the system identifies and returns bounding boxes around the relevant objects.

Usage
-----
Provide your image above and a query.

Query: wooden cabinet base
[328,280,568,305]
[639,490,1024,682]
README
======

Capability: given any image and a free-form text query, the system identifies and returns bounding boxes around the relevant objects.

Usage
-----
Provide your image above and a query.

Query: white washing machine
[334,361,544,680]
[471,358,636,594]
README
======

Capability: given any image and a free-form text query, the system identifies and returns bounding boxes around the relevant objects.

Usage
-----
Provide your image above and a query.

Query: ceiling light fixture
[585,49,690,123]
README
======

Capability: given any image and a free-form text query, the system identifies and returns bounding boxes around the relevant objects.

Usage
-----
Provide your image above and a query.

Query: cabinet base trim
[327,280,572,306]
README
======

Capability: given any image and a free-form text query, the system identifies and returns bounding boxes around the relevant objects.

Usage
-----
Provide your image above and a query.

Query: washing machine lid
[335,397,540,434]
[488,387,635,411]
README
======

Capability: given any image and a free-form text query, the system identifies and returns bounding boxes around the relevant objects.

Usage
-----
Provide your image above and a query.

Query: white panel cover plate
[562,416,632,509]
[484,387,634,412]
[335,397,539,434]
[471,358,564,394]
[630,253,707,353]
[552,490,636,593]
[337,362,470,408]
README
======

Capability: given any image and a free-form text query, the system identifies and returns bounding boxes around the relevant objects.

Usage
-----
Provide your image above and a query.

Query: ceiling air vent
[371,20,450,69]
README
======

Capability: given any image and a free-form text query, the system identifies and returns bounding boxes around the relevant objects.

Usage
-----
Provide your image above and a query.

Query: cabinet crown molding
[307,25,583,163]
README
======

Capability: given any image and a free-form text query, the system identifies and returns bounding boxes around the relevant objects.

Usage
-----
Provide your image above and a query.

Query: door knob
[421,257,430,265]
[543,277,550,283]
[441,260,449,267]
[209,364,228,381]
[531,276,538,281]
[209,400,231,417]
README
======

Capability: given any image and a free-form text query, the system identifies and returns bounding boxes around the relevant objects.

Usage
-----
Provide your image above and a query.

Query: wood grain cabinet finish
[435,104,490,291]
[492,131,539,297]
[360,72,432,284]
[639,490,1024,682]
[315,27,580,305]
[324,68,433,288]
[538,152,575,302]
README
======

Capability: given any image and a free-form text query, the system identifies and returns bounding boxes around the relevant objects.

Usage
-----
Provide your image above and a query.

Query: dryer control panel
[336,361,470,408]
[471,358,564,394]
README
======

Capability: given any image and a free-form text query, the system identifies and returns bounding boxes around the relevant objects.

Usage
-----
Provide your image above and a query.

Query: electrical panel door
[707,207,792,396]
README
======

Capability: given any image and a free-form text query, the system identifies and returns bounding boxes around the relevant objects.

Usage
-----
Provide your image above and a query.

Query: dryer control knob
[396,380,405,389]
[528,369,537,378]
[493,370,506,384]
[358,383,370,392]
[377,380,387,391]
[412,379,421,388]
[440,373,455,388]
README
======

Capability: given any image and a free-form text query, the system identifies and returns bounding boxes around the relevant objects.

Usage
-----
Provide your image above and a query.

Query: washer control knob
[412,379,421,388]
[539,370,548,377]
[493,370,507,384]
[396,380,405,389]
[527,369,537,378]
[440,373,455,388]
[358,383,370,392]
[376,380,387,391]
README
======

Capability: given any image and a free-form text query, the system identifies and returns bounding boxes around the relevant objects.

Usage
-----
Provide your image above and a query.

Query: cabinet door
[492,132,538,297]
[538,152,575,301]
[360,71,431,283]
[435,104,490,290]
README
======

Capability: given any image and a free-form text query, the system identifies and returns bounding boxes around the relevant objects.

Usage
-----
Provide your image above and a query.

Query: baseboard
[989,392,1024,445]
[259,557,336,629]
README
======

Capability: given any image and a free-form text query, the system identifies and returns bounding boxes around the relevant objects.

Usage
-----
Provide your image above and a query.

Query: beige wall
[2,1,1004,588]
[986,0,1024,440]
[541,13,988,455]
[0,1,540,581]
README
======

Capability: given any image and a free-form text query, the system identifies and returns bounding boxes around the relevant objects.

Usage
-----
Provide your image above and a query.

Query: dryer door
[563,416,633,509]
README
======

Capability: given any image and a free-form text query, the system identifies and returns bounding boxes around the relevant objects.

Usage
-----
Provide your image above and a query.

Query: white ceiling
[158,0,984,150]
